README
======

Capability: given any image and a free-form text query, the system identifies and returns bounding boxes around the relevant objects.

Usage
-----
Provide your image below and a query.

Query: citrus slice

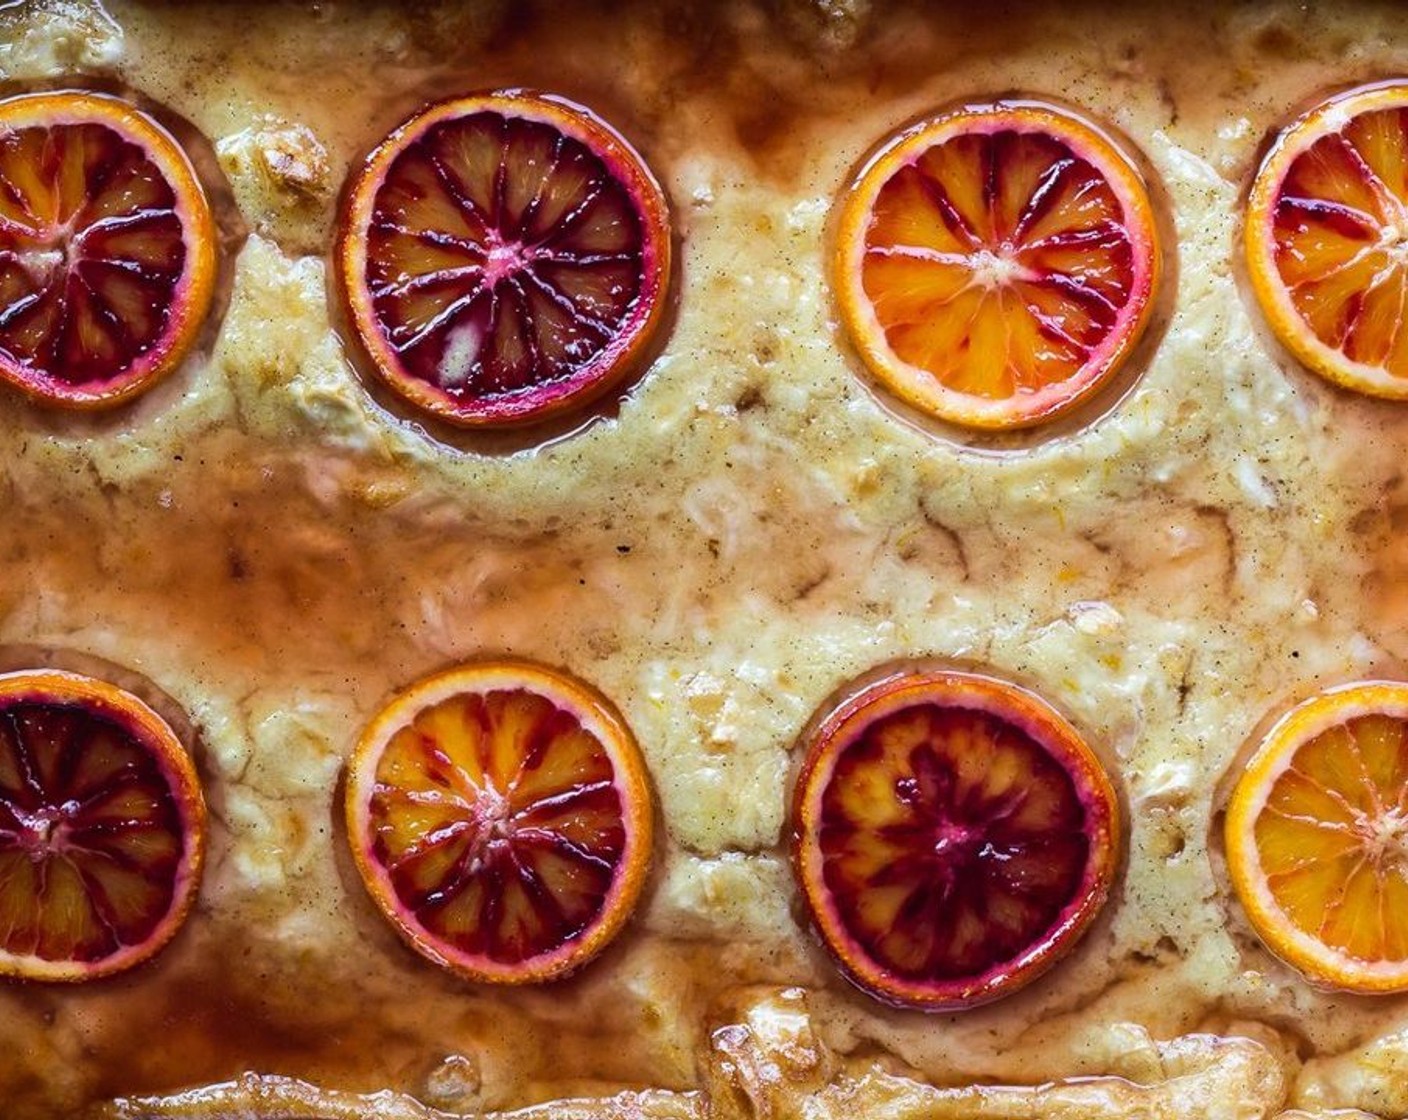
[792,669,1120,1010]
[344,660,654,984]
[0,669,205,981]
[832,100,1160,430]
[335,90,672,428]
[0,91,216,408]
[1246,81,1408,398]
[1225,681,1408,992]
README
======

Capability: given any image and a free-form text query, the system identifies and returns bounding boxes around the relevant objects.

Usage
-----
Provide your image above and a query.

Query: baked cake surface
[1,0,1408,1116]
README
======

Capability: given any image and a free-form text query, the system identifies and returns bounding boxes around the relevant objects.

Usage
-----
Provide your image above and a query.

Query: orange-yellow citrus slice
[0,669,205,981]
[833,99,1161,430]
[1226,681,1408,992]
[344,660,653,984]
[1246,81,1408,399]
[792,669,1120,1010]
[0,91,216,408]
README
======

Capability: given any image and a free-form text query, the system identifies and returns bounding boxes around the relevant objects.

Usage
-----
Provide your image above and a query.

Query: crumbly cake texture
[1,0,1407,1116]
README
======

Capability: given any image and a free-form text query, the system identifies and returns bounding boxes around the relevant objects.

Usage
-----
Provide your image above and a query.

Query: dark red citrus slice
[344,660,653,984]
[792,669,1119,1010]
[833,100,1160,429]
[0,670,205,981]
[335,90,672,428]
[0,91,216,408]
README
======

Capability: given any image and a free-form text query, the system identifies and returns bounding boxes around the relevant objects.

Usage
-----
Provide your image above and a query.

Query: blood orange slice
[1226,682,1408,992]
[0,91,216,408]
[0,670,205,982]
[344,660,653,984]
[1246,81,1408,399]
[792,669,1120,1010]
[335,90,672,428]
[832,100,1160,430]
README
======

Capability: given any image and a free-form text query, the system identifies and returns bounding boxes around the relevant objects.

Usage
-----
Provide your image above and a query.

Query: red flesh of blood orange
[0,91,216,408]
[793,669,1119,1010]
[0,671,205,982]
[1247,81,1408,398]
[345,661,653,984]
[336,91,672,428]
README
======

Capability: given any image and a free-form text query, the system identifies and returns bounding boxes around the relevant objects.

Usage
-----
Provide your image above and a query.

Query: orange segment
[832,100,1160,430]
[1226,682,1408,992]
[344,660,653,984]
[335,90,672,428]
[791,669,1120,1010]
[0,670,205,982]
[1246,81,1408,398]
[0,91,216,408]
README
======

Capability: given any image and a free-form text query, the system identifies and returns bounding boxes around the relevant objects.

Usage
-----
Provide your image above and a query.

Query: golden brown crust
[92,990,1295,1120]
